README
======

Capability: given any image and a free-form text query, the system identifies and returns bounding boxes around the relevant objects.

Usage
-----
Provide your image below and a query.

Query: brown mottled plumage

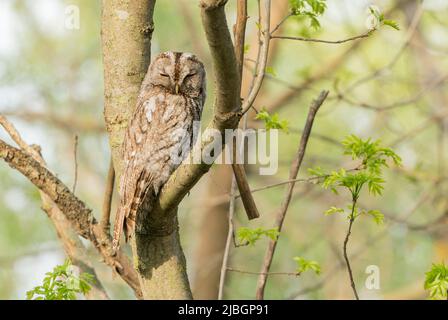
[113,52,206,250]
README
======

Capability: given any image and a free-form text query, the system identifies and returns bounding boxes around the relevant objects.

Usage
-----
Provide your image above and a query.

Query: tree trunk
[132,215,192,299]
[101,0,155,176]
[102,0,192,300]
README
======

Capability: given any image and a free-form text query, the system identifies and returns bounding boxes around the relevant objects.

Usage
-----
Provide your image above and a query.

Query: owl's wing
[112,165,155,250]
[123,167,155,241]
[112,97,152,250]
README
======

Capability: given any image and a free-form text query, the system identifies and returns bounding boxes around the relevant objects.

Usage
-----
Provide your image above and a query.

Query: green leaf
[237,227,280,246]
[306,12,321,29]
[265,66,277,77]
[367,175,385,196]
[293,256,321,275]
[324,206,345,215]
[255,108,289,132]
[366,210,384,225]
[383,19,400,30]
[26,259,93,300]
[243,44,250,54]
[369,6,381,20]
[308,134,400,226]
[367,5,399,30]
[424,262,448,300]
[308,166,326,177]
[289,0,326,30]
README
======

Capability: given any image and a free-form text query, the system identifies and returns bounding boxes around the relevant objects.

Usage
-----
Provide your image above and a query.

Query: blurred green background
[0,0,447,299]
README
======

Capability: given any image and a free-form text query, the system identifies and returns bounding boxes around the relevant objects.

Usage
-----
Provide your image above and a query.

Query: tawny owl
[112,52,206,250]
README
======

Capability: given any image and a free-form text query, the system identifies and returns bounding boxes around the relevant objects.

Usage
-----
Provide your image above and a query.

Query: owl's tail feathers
[112,205,127,252]
[124,214,136,243]
[112,204,138,252]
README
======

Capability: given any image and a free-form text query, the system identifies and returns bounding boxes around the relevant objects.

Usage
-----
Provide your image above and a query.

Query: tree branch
[344,205,359,300]
[255,90,329,299]
[231,0,260,221]
[241,0,271,115]
[0,115,109,300]
[218,177,238,300]
[101,157,115,234]
[0,137,141,298]
[270,30,373,44]
[151,0,241,218]
[0,141,92,237]
[72,135,79,194]
[267,1,409,113]
[227,267,300,277]
[233,0,248,77]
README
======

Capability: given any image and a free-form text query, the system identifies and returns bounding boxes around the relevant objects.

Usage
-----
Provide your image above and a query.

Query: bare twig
[227,267,300,276]
[218,0,254,284]
[101,157,115,234]
[271,30,373,44]
[247,167,361,195]
[219,0,253,286]
[201,165,361,210]
[0,115,42,161]
[267,1,409,113]
[270,13,292,35]
[343,5,423,94]
[234,0,248,77]
[232,0,260,221]
[344,203,359,300]
[72,135,78,194]
[255,90,329,299]
[218,175,238,300]
[241,0,271,115]
[288,182,437,299]
[218,1,270,296]
[245,0,263,99]
[231,139,260,219]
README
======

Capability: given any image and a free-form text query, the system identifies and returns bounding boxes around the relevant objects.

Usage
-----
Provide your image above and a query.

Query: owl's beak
[175,84,180,94]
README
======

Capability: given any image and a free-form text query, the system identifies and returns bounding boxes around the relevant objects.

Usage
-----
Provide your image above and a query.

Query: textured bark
[0,139,141,297]
[102,0,195,299]
[0,140,93,237]
[102,0,156,176]
[133,216,192,299]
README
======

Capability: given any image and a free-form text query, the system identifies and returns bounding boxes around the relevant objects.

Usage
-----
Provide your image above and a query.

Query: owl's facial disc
[149,52,205,97]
